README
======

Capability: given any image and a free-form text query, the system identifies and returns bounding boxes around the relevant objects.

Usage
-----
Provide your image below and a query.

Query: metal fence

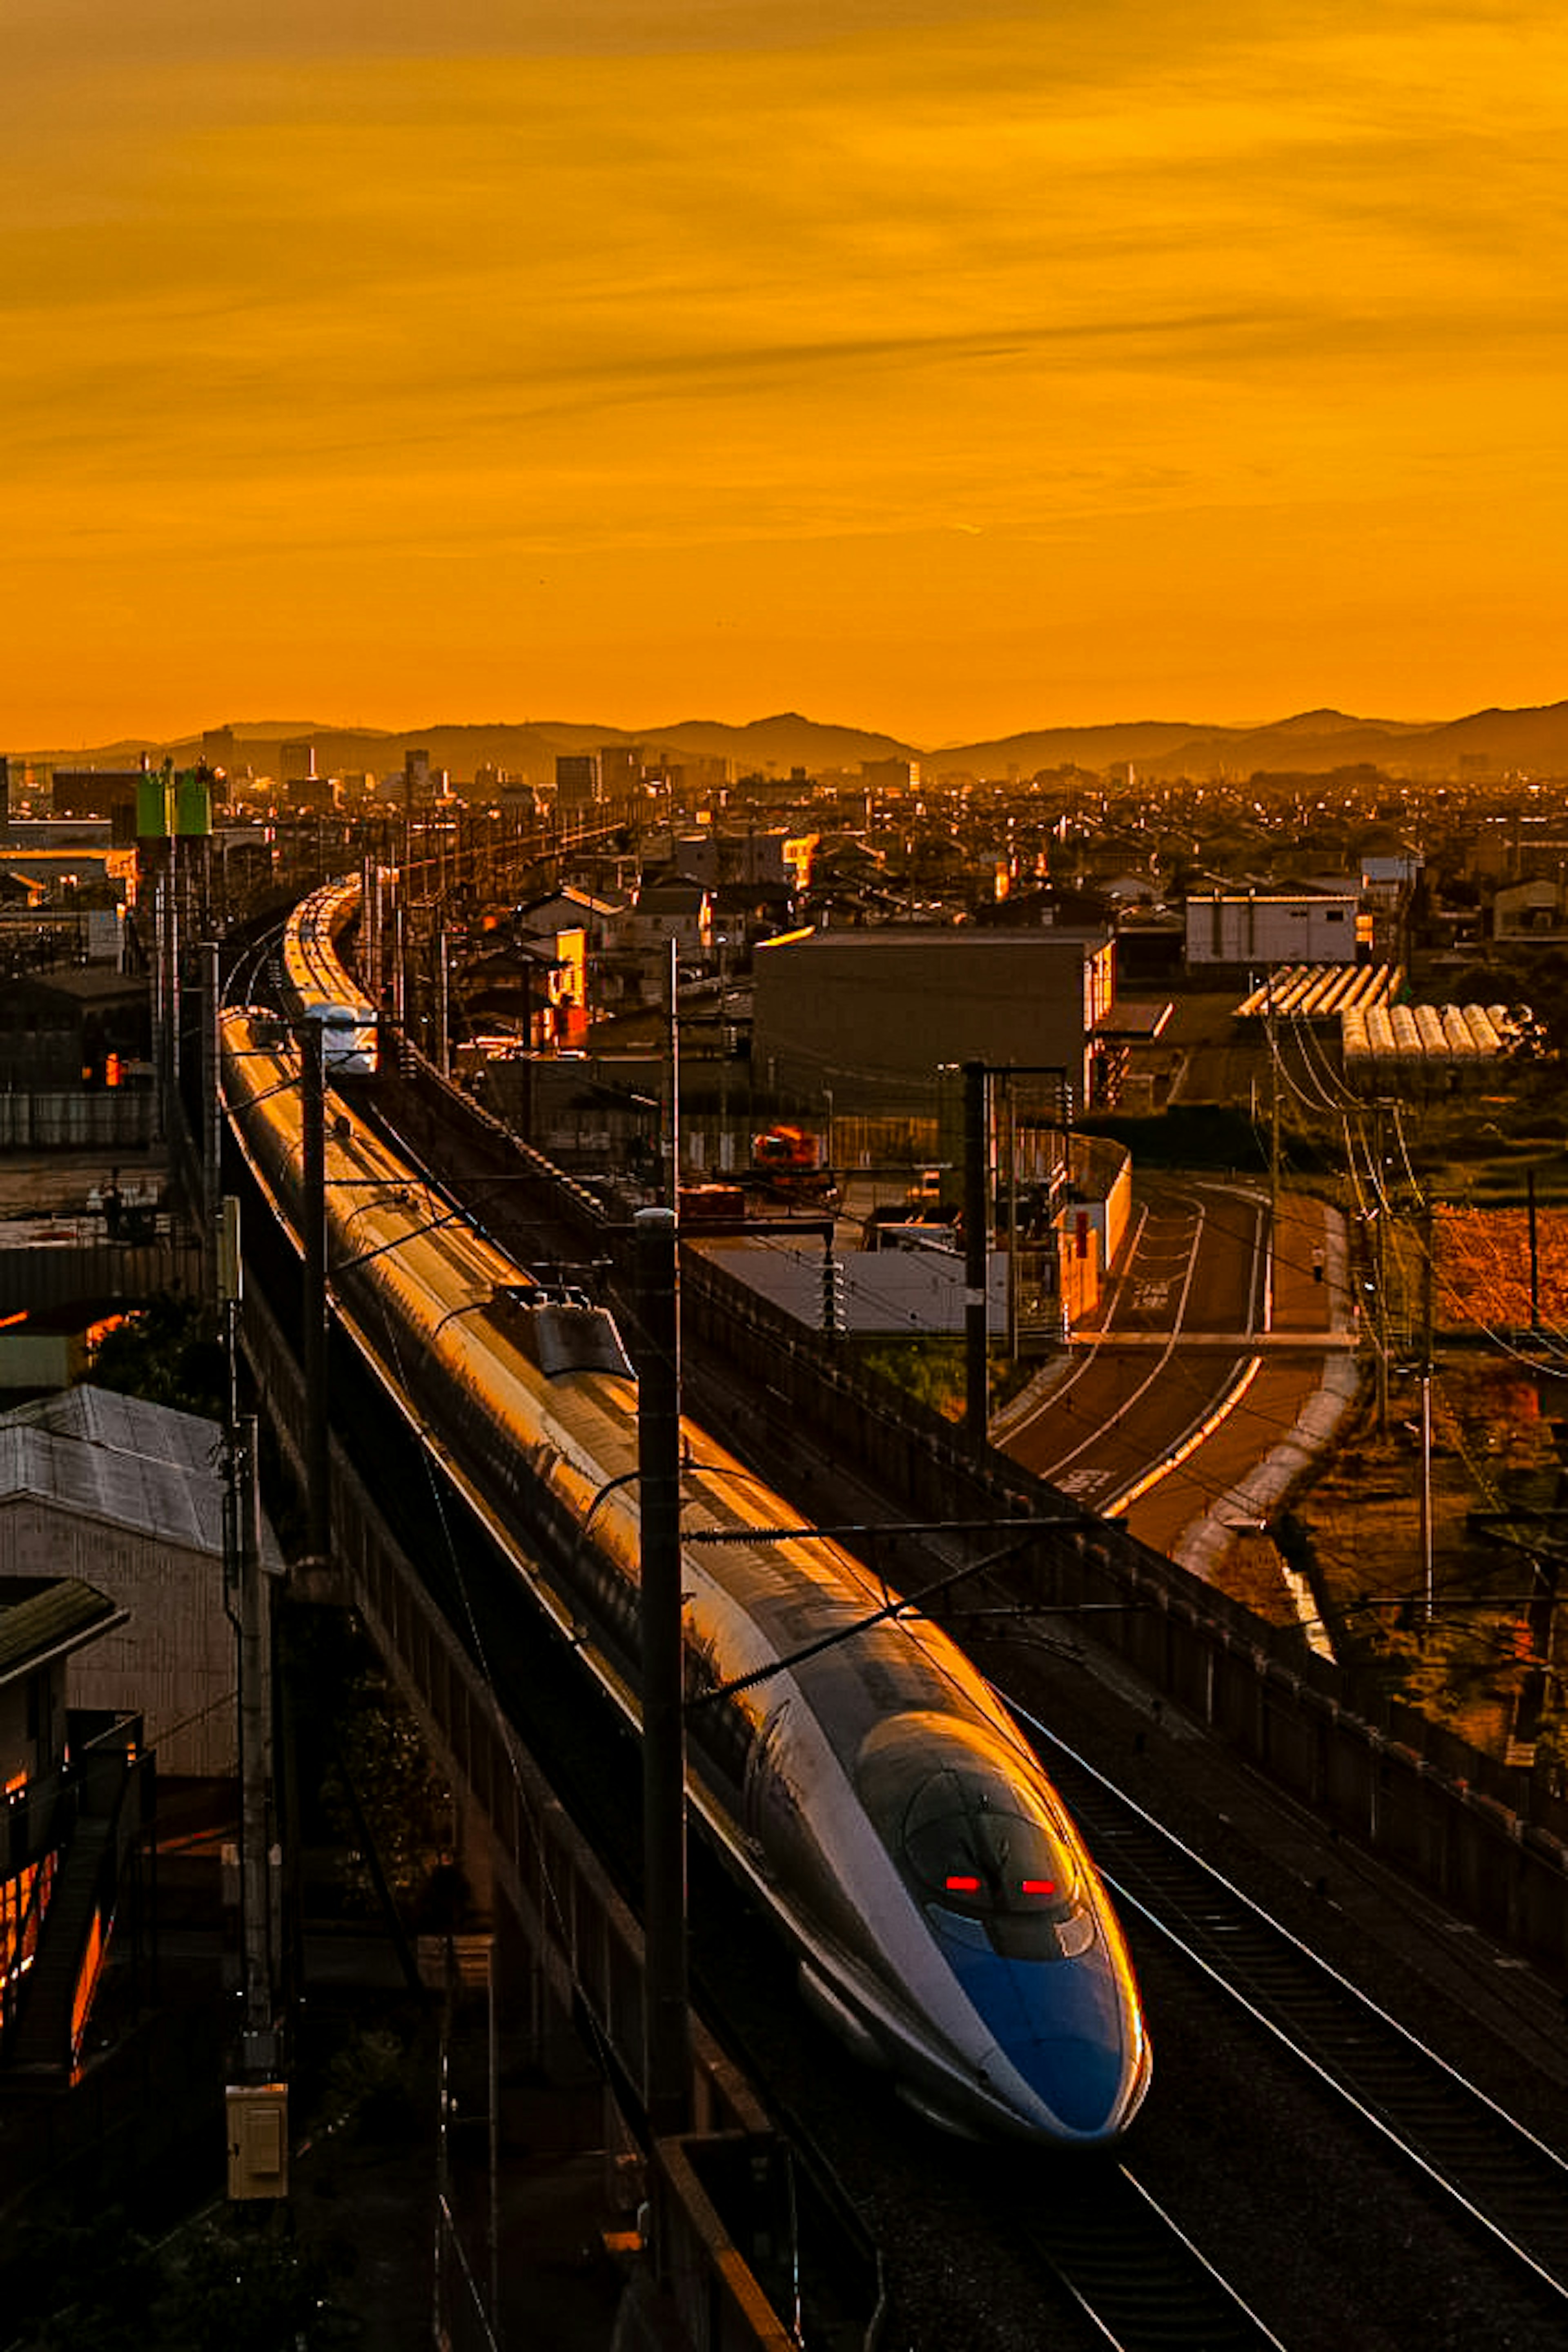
[0,1090,156,1149]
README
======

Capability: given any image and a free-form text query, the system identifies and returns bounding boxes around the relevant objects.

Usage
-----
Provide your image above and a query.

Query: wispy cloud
[2,2,1565,738]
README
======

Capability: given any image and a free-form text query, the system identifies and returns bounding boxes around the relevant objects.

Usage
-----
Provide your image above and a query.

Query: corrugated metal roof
[0,1575,122,1683]
[0,1385,283,1568]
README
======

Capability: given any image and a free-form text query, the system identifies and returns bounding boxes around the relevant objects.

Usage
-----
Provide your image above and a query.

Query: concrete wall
[1050,1131,1132,1328]
[751,927,1109,1114]
[1185,893,1359,966]
[0,1501,235,1775]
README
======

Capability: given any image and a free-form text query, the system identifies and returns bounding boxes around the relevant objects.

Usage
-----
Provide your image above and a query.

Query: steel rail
[1010,2161,1288,2350]
[1010,1706,1568,2304]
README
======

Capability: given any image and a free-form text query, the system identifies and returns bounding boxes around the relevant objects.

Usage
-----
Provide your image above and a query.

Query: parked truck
[746,1124,838,1205]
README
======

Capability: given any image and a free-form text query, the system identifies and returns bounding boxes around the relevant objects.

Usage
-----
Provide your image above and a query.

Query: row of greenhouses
[1235,962,1401,1020]
[1341,1001,1526,1091]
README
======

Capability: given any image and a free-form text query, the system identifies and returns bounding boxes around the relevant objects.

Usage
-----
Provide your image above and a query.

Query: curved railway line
[229,888,1568,2350]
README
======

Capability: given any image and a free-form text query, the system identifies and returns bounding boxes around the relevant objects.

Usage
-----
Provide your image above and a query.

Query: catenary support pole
[636,1206,690,2142]
[1420,1195,1435,1624]
[964,1059,989,1448]
[201,940,223,1308]
[236,1410,276,2073]
[662,937,681,1210]
[300,1018,330,1568]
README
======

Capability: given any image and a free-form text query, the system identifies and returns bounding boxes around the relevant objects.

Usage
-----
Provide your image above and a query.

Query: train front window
[856,1714,1095,1962]
[903,1767,1078,1924]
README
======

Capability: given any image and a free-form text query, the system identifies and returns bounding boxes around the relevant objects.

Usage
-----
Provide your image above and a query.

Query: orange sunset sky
[5,0,1565,750]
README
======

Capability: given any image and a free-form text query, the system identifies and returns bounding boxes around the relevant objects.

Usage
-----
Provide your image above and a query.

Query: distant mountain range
[18,699,1568,784]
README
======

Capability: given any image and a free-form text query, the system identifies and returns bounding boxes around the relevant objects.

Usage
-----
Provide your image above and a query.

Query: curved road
[997,1181,1356,1594]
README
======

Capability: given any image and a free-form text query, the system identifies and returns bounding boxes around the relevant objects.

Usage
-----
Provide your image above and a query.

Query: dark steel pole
[1420,1196,1435,1626]
[663,937,681,1210]
[236,1410,276,2072]
[636,1205,689,2141]
[201,941,223,1308]
[165,842,181,1107]
[964,1059,989,1448]
[300,1020,330,1567]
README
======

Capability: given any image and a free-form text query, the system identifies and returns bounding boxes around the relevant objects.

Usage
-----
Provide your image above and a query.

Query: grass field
[1286,1200,1567,1770]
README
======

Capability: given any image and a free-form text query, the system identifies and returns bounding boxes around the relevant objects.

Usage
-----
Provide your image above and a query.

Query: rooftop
[0,1385,284,1569]
[0,1574,124,1686]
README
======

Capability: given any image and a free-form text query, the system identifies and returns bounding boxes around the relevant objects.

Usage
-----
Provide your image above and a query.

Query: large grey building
[750,924,1115,1114]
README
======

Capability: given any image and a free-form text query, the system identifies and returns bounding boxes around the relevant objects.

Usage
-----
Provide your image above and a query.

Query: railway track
[1016,1708,1568,2312]
[1009,2163,1286,2350]
[303,1052,1296,2348]
[688,1839,1288,2352]
[248,971,1568,2347]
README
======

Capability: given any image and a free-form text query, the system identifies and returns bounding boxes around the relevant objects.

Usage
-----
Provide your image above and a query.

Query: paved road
[995,1181,1356,1595]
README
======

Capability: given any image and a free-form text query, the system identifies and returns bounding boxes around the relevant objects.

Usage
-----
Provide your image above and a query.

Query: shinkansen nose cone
[857,1716,1149,2145]
[925,1903,1147,2140]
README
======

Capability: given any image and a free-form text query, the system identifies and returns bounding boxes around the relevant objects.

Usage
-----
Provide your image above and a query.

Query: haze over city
[7,0,1565,748]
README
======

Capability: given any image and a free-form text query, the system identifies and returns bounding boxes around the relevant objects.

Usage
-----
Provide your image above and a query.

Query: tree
[88,1290,227,1420]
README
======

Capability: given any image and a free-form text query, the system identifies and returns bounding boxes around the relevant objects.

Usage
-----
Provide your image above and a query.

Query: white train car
[222,1009,1151,2149]
[280,877,378,1076]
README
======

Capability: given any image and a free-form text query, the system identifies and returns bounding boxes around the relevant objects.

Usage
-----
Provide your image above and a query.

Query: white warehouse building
[1184,890,1363,968]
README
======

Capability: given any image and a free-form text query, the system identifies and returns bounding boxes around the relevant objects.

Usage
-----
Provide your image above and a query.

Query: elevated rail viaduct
[278,1033,1568,1989]
[199,1006,1568,2345]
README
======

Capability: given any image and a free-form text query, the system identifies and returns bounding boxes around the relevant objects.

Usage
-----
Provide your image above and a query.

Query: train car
[222,1010,1150,2148]
[281,877,378,1075]
[296,998,378,1078]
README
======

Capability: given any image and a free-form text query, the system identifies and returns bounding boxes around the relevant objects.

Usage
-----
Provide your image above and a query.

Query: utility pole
[390,894,407,1040]
[361,853,379,1011]
[963,1060,989,1449]
[1003,1070,1018,1365]
[636,1207,689,2145]
[1372,1102,1390,1440]
[299,1020,330,1568]
[1420,1194,1435,1626]
[164,843,182,1110]
[434,922,449,1079]
[1267,970,1281,1322]
[219,1203,282,2096]
[151,871,173,1144]
[200,941,223,1310]
[822,1239,846,1339]
[235,1408,276,2071]
[662,937,681,1211]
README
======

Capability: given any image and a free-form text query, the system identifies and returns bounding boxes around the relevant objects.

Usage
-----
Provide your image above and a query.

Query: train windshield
[857,1714,1093,1961]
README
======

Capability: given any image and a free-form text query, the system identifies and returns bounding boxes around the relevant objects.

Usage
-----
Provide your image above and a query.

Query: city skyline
[6,1,1565,747]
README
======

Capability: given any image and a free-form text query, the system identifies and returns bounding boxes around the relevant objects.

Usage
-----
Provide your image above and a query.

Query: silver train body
[227,941,1150,2148]
[279,877,377,1076]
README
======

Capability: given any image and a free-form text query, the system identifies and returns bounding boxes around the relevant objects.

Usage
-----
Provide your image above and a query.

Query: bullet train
[222,899,1150,2148]
[279,876,378,1076]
